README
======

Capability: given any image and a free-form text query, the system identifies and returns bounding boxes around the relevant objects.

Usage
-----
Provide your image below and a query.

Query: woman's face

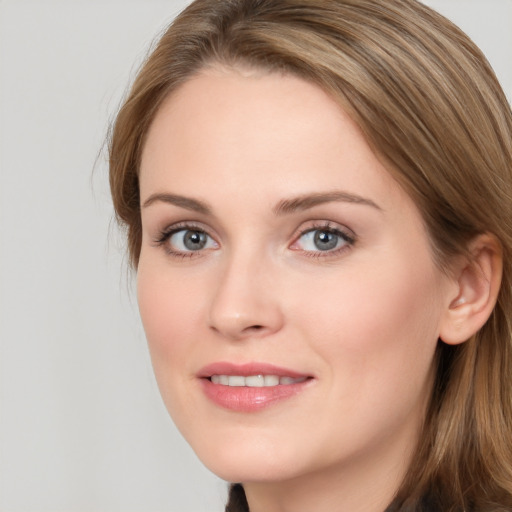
[137,67,456,486]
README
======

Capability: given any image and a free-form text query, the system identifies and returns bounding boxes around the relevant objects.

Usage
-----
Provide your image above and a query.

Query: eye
[156,226,218,256]
[291,224,355,255]
[169,228,216,252]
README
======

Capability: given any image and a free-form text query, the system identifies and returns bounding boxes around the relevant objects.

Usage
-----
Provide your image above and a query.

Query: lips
[198,362,313,412]
[210,374,307,387]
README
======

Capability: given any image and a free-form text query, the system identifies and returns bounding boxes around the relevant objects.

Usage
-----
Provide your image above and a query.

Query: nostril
[246,325,263,331]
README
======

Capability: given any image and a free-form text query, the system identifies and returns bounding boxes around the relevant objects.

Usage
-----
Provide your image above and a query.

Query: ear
[439,234,503,345]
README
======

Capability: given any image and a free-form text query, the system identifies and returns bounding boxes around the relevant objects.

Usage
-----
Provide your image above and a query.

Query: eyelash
[291,221,356,258]
[153,222,214,258]
[153,221,356,259]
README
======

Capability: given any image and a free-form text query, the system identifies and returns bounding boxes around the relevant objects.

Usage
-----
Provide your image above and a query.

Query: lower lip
[200,378,312,412]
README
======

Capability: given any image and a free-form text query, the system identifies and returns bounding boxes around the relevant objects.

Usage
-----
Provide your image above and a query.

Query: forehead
[139,66,406,214]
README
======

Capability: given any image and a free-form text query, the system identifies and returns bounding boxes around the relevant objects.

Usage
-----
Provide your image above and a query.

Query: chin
[187,432,307,483]
[202,457,298,484]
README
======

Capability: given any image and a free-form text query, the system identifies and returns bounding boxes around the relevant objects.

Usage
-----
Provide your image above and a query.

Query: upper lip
[197,361,311,379]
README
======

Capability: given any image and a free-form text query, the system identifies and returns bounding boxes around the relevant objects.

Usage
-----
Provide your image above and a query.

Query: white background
[0,1,511,511]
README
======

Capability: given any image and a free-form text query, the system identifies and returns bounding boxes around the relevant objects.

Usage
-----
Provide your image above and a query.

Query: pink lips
[198,362,313,412]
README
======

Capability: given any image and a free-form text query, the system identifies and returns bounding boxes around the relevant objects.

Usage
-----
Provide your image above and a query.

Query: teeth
[265,375,279,386]
[210,375,306,387]
[279,376,299,385]
[228,376,245,387]
[245,375,264,387]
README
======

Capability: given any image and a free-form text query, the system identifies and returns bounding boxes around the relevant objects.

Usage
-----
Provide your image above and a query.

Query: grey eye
[313,230,339,251]
[169,229,215,252]
[295,228,351,253]
[183,230,208,250]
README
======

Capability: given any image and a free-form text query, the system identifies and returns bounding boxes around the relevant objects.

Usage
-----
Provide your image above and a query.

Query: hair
[108,0,512,510]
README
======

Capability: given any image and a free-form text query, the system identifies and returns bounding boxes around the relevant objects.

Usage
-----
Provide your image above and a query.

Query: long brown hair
[109,1,512,510]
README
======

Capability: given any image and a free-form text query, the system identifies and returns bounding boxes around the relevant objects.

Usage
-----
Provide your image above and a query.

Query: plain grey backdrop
[0,1,511,511]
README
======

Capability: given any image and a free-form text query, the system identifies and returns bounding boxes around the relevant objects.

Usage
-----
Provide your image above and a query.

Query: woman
[108,0,512,510]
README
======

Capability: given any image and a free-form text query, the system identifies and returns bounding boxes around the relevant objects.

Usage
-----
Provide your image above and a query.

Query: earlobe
[439,234,503,346]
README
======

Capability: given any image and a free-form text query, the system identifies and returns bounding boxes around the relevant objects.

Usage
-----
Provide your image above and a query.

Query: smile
[210,375,308,387]
[199,363,314,412]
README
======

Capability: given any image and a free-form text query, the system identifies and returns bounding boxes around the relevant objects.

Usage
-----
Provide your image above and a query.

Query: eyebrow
[142,190,382,216]
[142,193,212,215]
[273,191,382,215]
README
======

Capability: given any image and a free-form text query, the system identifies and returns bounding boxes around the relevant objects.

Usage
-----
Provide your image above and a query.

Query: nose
[208,252,284,341]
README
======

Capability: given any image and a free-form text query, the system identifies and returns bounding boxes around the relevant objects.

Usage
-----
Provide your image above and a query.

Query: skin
[137,66,460,512]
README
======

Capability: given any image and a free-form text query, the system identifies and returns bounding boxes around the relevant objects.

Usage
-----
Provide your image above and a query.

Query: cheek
[137,252,210,338]
[136,261,206,397]
[289,257,443,403]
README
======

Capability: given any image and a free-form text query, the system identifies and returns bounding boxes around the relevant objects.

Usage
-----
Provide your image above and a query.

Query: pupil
[184,230,206,250]
[314,230,337,251]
